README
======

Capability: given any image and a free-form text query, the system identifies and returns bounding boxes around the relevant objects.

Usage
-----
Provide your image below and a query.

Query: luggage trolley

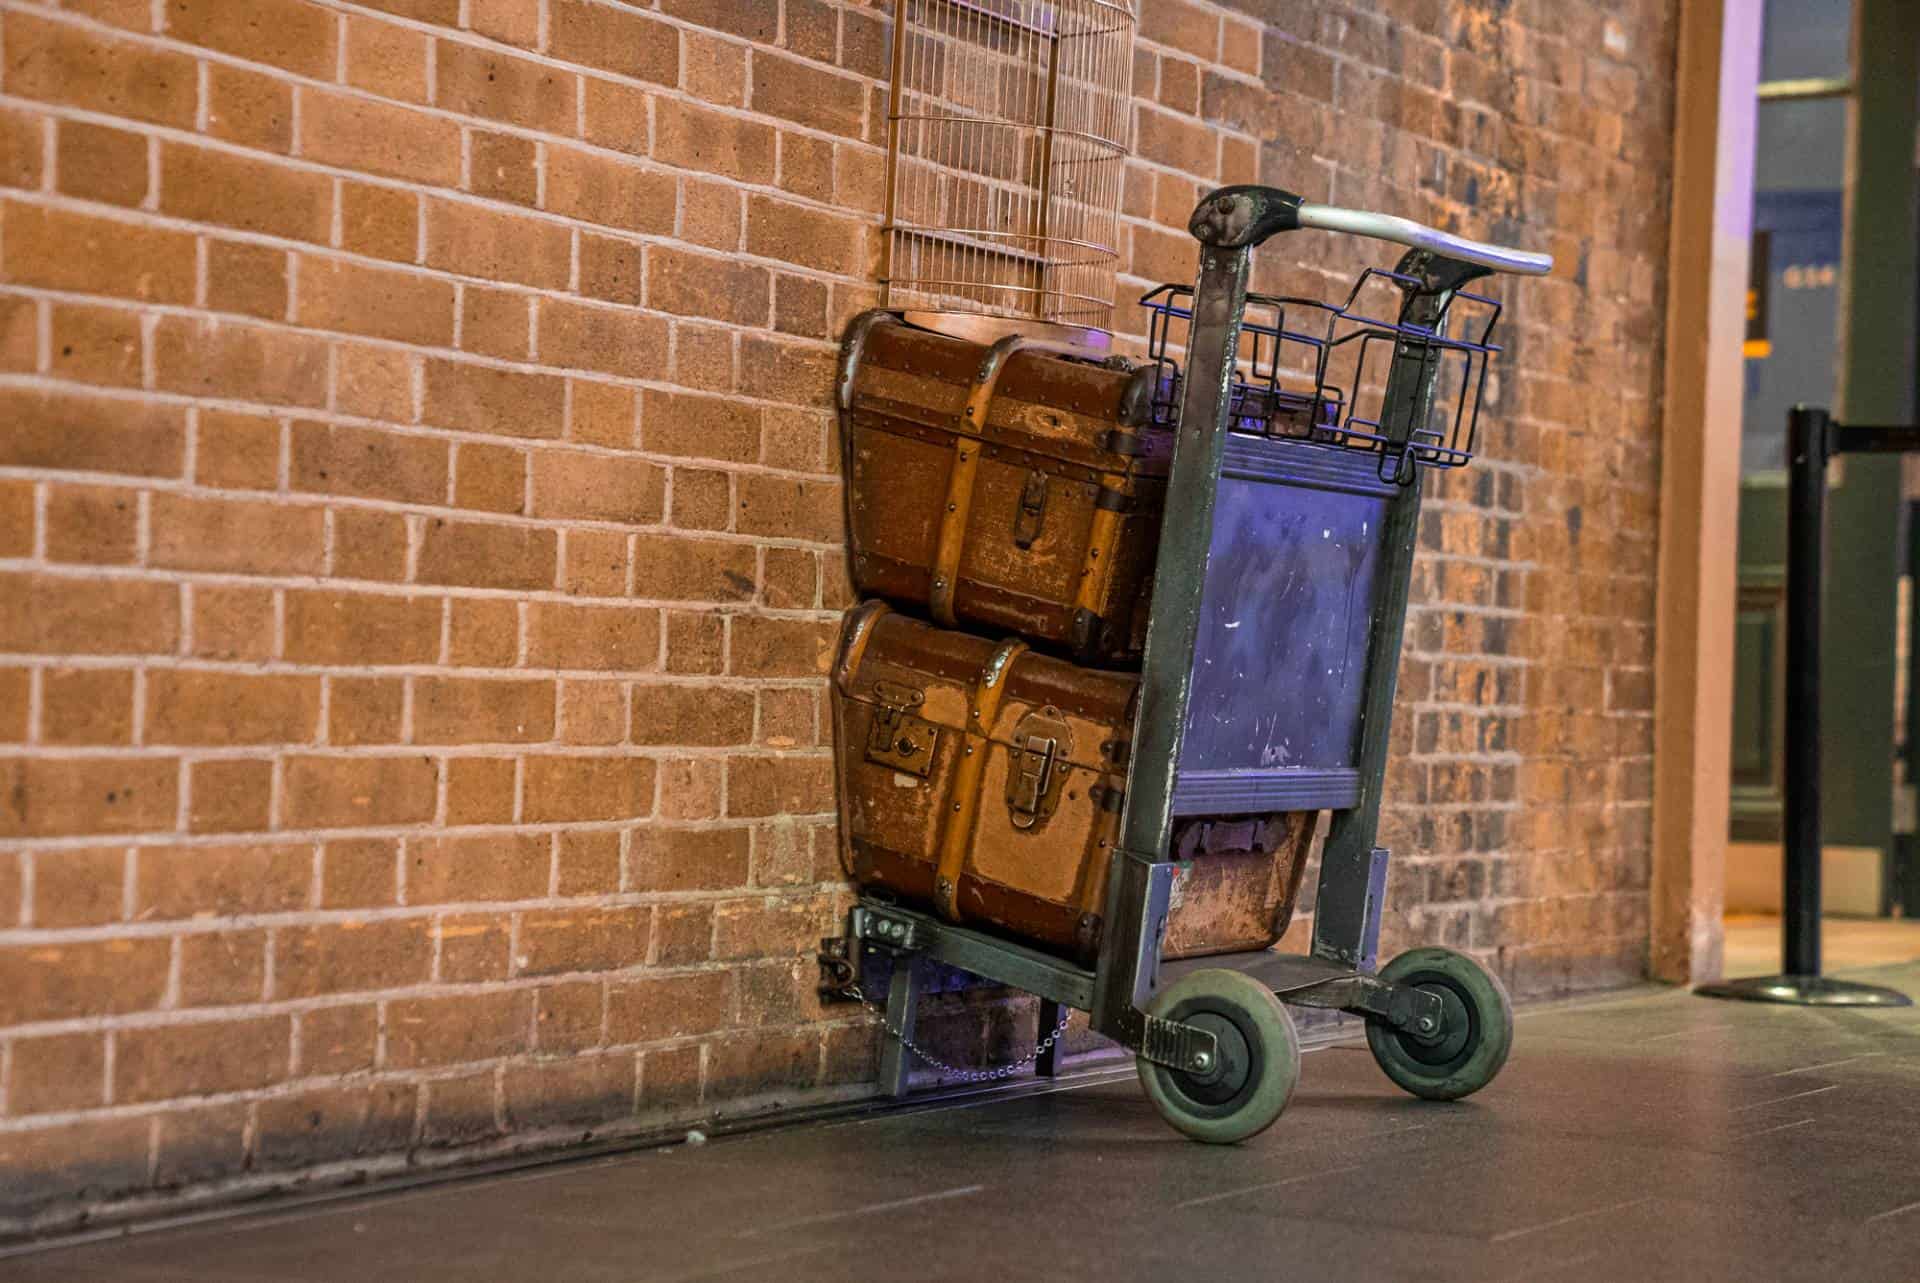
[823,185,1553,1143]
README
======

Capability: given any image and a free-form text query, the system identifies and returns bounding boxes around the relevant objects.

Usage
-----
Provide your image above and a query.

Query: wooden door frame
[1650,0,1763,984]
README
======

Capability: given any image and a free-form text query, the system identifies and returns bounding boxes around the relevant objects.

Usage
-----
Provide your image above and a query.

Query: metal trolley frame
[824,185,1553,1140]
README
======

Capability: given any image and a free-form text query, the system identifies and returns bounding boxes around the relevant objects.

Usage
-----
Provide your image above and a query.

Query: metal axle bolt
[1417,1015,1437,1034]
[1191,1050,1213,1072]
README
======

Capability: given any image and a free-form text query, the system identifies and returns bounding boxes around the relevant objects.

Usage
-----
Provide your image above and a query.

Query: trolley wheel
[1136,968,1299,1145]
[1365,947,1513,1101]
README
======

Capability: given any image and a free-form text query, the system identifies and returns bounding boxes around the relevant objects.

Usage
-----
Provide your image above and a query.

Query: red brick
[417,517,556,590]
[436,42,577,134]
[630,825,750,892]
[178,928,268,1006]
[437,911,511,981]
[274,918,432,997]
[0,106,43,189]
[562,528,629,597]
[414,676,556,744]
[47,301,142,387]
[662,0,776,43]
[255,1083,415,1168]
[503,1054,634,1130]
[55,119,148,207]
[145,669,320,746]
[136,841,311,917]
[291,420,449,505]
[296,1004,379,1075]
[2,200,196,303]
[749,53,865,134]
[159,144,330,242]
[185,758,272,834]
[406,831,549,904]
[664,608,725,674]
[681,28,747,105]
[423,359,566,438]
[284,590,442,666]
[326,674,403,745]
[652,97,773,181]
[0,388,182,480]
[526,601,661,672]
[626,534,751,604]
[533,980,606,1052]
[605,969,730,1044]
[9,1033,107,1115]
[334,342,417,420]
[658,757,722,820]
[31,844,128,926]
[113,1015,287,1103]
[543,146,675,235]
[579,233,643,305]
[0,937,170,1023]
[423,1070,500,1145]
[0,572,178,656]
[737,334,835,404]
[448,597,519,667]
[569,381,638,448]
[522,754,656,822]
[538,299,670,381]
[44,482,138,564]
[557,829,621,895]
[204,61,293,152]
[468,129,538,205]
[338,181,420,262]
[3,11,197,127]
[0,756,178,838]
[301,89,462,186]
[153,316,329,407]
[776,130,833,202]
[549,0,679,84]
[468,0,539,47]
[730,615,835,679]
[319,836,398,907]
[283,754,439,827]
[385,989,531,1067]
[579,76,651,155]
[446,757,515,825]
[648,245,768,326]
[166,0,337,77]
[745,193,863,275]
[459,286,534,362]
[517,905,651,976]
[39,667,132,749]
[726,754,834,817]
[671,322,735,394]
[558,679,625,743]
[681,177,744,253]
[530,450,666,525]
[297,257,455,347]
[426,199,572,290]
[187,585,274,662]
[149,492,325,576]
[0,296,34,373]
[712,893,834,960]
[345,13,431,102]
[208,239,291,321]
[641,390,761,463]
[327,509,400,584]
[454,440,528,514]
[652,902,715,965]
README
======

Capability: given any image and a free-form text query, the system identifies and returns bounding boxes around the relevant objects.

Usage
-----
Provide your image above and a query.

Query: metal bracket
[1138,1012,1221,1074]
[816,936,859,1002]
[1283,973,1444,1036]
[1013,470,1049,548]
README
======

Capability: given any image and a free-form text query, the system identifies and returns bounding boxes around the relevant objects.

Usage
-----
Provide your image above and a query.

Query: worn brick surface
[0,0,1672,1238]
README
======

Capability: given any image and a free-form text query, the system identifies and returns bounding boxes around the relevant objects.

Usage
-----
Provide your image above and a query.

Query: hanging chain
[846,985,1073,1084]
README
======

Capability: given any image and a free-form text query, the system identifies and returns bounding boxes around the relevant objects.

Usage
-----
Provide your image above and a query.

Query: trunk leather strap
[929,334,1028,626]
[1071,479,1128,623]
[932,636,1028,921]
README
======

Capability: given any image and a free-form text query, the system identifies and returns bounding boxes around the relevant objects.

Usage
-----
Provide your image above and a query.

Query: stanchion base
[1695,974,1913,1007]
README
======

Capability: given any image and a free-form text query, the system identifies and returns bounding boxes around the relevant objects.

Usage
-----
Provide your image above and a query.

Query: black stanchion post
[1698,406,1911,1006]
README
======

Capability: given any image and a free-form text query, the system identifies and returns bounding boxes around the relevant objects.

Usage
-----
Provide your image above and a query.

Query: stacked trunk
[832,311,1316,966]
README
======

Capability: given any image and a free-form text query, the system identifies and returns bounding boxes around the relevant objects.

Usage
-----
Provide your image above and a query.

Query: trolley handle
[1297,204,1552,277]
[1188,185,1554,277]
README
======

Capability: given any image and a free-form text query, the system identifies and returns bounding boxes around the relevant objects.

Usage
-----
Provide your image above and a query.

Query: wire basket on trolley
[879,0,1135,351]
[1138,268,1504,483]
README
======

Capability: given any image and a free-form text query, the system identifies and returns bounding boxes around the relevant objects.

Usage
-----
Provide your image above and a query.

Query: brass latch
[865,682,937,777]
[1006,707,1072,829]
[1013,470,1049,549]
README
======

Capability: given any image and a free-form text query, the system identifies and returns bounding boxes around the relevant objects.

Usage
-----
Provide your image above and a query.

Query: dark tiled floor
[10,960,1920,1282]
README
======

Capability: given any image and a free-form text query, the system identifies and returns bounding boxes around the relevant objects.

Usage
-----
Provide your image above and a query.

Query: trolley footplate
[1160,950,1444,1036]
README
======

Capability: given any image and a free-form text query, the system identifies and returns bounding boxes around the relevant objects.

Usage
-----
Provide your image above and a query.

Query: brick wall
[0,0,1676,1236]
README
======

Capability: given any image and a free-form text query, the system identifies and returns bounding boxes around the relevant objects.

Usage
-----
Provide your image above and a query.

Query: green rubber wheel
[1136,968,1299,1144]
[1366,947,1513,1101]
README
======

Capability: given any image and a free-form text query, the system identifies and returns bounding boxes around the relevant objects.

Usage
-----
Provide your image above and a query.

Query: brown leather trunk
[832,602,1315,965]
[837,311,1170,667]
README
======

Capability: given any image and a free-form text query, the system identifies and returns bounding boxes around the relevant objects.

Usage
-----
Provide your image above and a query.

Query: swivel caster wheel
[1366,947,1513,1101]
[1137,968,1299,1144]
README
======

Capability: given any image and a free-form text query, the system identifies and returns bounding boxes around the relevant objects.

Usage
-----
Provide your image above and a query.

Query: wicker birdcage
[878,0,1135,353]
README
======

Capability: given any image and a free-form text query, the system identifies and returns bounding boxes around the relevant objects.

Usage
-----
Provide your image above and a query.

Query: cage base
[902,310,1111,358]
